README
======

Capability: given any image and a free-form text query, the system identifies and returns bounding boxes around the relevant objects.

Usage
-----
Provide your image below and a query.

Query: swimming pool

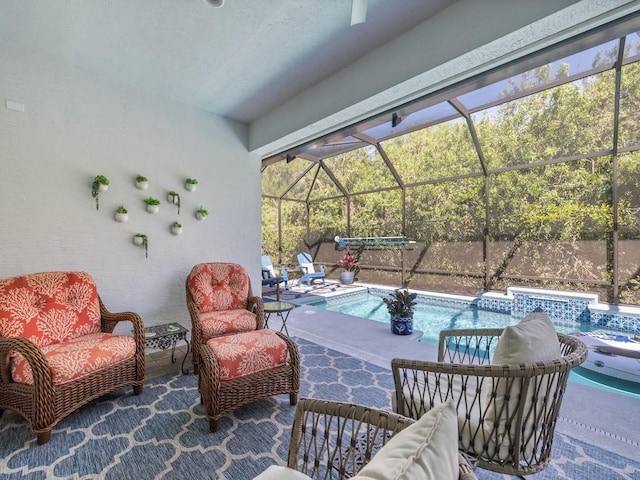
[310,290,640,398]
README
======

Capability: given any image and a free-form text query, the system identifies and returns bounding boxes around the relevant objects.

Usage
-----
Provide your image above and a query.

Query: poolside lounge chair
[296,252,326,286]
[261,254,289,290]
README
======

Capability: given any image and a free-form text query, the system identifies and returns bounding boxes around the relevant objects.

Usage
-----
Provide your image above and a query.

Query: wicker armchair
[287,398,478,479]
[186,262,264,374]
[0,271,145,445]
[392,328,587,477]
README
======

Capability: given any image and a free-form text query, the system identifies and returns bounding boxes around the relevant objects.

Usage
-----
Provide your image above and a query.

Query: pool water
[311,292,640,399]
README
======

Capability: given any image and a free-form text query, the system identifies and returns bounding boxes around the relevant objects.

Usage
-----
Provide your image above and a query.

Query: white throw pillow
[484,309,561,460]
[252,465,313,480]
[493,309,561,364]
[355,400,459,480]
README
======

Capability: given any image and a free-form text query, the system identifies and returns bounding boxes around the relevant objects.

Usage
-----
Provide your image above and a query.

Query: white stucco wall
[0,46,261,332]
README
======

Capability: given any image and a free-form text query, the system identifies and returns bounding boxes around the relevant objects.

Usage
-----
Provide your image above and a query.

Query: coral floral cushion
[206,329,288,380]
[188,263,250,313]
[11,332,136,385]
[0,271,101,348]
[200,309,257,337]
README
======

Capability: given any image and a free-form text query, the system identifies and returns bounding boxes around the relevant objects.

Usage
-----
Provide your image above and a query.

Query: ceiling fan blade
[350,0,368,26]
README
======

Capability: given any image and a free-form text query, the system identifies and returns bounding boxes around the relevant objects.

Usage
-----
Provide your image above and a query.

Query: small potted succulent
[132,233,148,258]
[91,174,109,210]
[144,196,160,214]
[114,205,128,223]
[383,289,417,335]
[195,206,208,220]
[135,175,149,190]
[337,252,359,285]
[167,191,181,214]
[185,177,198,192]
[171,221,183,235]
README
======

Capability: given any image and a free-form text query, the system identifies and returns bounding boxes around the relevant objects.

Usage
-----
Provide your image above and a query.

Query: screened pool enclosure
[261,14,640,306]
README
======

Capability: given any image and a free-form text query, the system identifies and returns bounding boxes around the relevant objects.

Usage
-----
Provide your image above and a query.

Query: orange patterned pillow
[0,272,101,348]
[206,329,288,380]
[188,263,250,313]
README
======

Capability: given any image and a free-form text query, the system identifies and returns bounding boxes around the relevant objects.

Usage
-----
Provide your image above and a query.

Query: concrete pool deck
[263,281,640,461]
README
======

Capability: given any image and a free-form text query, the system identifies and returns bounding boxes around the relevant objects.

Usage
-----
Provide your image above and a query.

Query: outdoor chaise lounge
[296,252,325,286]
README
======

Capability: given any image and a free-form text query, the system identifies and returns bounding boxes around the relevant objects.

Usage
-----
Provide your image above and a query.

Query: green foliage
[261,56,640,302]
[144,197,160,205]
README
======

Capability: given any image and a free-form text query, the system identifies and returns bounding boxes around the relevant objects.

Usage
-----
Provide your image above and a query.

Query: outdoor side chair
[392,326,587,477]
[0,271,145,445]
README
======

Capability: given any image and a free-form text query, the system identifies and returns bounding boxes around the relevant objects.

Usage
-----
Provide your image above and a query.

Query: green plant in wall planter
[135,175,149,190]
[171,221,183,235]
[144,196,160,214]
[185,177,198,192]
[115,205,128,223]
[91,175,109,210]
[195,206,208,220]
[167,191,181,214]
[132,233,148,258]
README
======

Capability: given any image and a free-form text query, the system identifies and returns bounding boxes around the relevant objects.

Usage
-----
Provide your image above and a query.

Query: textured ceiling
[0,0,454,124]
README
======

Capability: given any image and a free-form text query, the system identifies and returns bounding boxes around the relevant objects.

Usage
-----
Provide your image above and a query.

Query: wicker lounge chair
[392,326,587,477]
[286,398,478,479]
[0,271,145,444]
[186,262,264,374]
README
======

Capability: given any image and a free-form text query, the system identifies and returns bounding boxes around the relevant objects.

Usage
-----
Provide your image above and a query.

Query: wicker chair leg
[133,385,143,395]
[289,393,297,405]
[209,418,219,432]
[37,431,51,445]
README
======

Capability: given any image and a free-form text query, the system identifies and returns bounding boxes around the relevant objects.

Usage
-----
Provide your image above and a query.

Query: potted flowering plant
[338,252,359,284]
[383,288,417,335]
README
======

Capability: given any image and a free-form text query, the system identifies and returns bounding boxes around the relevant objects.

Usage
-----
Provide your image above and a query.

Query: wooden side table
[143,323,191,374]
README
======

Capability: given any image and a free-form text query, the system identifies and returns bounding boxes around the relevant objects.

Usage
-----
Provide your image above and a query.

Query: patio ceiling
[264,16,640,170]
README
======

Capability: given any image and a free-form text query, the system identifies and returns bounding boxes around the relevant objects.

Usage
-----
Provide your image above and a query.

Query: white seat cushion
[253,465,312,480]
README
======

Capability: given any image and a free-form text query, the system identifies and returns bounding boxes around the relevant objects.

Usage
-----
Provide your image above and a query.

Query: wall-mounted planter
[195,206,208,220]
[185,178,198,192]
[167,191,180,214]
[91,174,110,210]
[133,234,148,258]
[115,206,128,223]
[144,197,160,214]
[135,175,149,190]
[171,222,183,235]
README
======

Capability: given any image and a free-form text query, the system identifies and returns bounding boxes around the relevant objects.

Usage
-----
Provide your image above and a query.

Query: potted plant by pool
[185,177,198,192]
[135,175,149,190]
[171,221,183,235]
[338,252,359,285]
[144,196,160,213]
[383,288,417,335]
[114,205,128,223]
[195,205,208,220]
[91,174,109,210]
[167,190,181,214]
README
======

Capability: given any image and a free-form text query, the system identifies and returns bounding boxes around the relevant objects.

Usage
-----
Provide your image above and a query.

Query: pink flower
[338,253,359,272]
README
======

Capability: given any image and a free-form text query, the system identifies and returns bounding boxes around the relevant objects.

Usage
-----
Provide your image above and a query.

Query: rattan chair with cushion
[256,398,478,479]
[391,311,588,478]
[0,271,145,445]
[186,262,264,374]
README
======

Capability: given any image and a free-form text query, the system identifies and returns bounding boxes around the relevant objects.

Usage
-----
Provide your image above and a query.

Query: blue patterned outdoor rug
[1,337,639,479]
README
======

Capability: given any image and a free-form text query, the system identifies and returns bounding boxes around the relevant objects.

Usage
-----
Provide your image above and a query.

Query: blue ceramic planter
[390,315,413,335]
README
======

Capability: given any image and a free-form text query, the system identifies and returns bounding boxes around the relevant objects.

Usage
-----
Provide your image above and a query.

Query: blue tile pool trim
[317,286,640,335]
